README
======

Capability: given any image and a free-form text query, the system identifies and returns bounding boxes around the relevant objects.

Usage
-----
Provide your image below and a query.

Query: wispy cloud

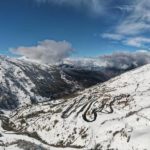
[101,33,124,40]
[117,23,150,36]
[102,0,150,49]
[116,0,150,35]
[124,37,150,47]
[115,5,134,12]
[35,0,150,49]
[35,0,105,15]
[10,40,73,64]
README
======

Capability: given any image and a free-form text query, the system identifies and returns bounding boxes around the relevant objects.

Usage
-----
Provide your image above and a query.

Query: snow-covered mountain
[0,58,150,149]
[0,56,130,111]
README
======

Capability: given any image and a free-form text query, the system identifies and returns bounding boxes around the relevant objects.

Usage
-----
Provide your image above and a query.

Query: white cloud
[101,33,124,40]
[124,37,150,47]
[10,40,73,64]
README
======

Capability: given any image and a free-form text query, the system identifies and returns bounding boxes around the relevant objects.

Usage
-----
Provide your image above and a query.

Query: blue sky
[0,0,150,58]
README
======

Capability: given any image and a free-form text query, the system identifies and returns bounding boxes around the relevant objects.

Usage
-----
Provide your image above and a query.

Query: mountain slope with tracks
[0,56,131,111]
[1,63,150,149]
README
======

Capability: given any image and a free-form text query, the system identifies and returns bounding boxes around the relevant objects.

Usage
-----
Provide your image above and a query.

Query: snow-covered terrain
[0,55,129,111]
[1,57,150,149]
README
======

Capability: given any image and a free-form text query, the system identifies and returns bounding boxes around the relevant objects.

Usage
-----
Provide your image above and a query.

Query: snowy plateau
[0,56,150,150]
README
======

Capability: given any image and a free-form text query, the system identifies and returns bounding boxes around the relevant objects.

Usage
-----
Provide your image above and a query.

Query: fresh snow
[1,56,150,149]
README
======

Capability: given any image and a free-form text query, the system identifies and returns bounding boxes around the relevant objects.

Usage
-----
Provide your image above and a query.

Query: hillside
[0,62,150,149]
[0,56,128,111]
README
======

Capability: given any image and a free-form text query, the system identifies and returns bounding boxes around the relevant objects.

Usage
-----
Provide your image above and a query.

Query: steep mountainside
[0,64,150,149]
[0,56,128,110]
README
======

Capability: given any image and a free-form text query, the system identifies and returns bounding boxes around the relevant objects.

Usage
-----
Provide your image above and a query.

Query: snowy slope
[0,56,128,111]
[1,64,150,149]
[0,56,104,110]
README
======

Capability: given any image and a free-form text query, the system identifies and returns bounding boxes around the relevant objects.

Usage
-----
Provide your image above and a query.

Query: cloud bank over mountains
[9,39,150,77]
[9,0,150,67]
[99,51,150,69]
[11,40,150,72]
[11,40,73,64]
[64,51,150,70]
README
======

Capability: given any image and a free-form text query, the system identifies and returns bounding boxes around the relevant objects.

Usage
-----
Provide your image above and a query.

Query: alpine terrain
[0,56,131,110]
[0,56,150,149]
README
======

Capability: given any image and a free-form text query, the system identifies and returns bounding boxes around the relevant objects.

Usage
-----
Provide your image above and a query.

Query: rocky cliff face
[0,60,150,150]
